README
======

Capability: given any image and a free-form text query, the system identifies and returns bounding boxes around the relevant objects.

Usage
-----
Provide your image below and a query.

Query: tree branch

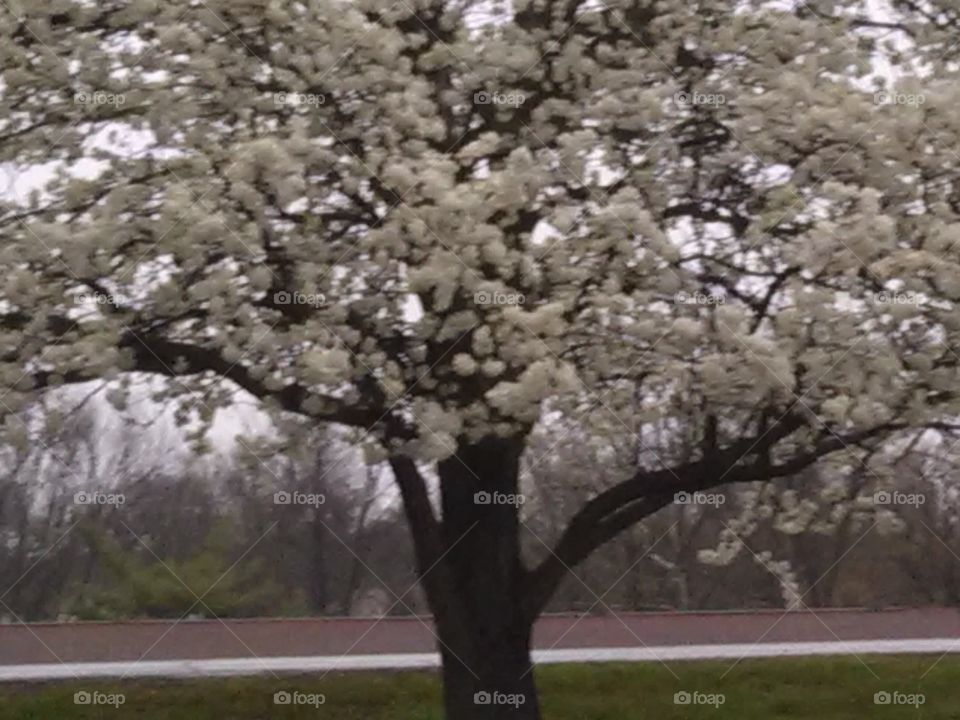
[523,416,901,617]
[388,456,447,605]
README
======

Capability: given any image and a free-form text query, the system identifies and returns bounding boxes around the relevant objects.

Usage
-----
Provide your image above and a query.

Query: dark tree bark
[433,437,541,719]
[393,437,542,719]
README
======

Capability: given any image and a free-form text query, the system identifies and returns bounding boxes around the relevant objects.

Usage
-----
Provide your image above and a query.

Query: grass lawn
[0,655,950,719]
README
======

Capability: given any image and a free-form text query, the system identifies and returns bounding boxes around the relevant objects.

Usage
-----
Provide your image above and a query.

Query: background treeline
[1,401,957,622]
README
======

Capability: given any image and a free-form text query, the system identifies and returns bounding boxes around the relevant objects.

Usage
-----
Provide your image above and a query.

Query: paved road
[1,607,957,681]
[2,639,958,681]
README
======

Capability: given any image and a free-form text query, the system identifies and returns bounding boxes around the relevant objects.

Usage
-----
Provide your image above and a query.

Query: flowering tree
[4,0,960,716]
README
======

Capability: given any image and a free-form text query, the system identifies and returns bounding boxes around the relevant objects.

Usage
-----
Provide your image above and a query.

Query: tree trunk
[431,436,542,719]
[439,639,541,719]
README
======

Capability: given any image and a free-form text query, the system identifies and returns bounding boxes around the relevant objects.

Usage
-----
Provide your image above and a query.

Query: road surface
[1,607,957,681]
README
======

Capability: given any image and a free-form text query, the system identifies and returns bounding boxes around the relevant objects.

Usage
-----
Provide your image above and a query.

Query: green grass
[0,655,953,719]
